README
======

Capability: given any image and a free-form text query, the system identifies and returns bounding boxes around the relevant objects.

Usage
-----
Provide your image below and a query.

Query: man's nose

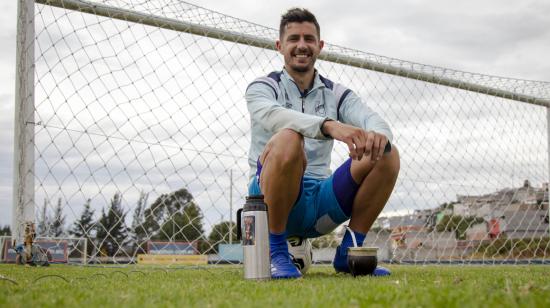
[296,37,307,49]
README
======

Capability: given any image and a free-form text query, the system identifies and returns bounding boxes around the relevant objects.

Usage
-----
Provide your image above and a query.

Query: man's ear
[319,39,324,51]
[276,40,283,53]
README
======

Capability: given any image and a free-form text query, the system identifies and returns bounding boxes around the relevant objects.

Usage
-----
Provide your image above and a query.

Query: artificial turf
[1,264,549,307]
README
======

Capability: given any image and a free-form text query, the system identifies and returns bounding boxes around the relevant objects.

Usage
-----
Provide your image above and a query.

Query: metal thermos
[236,195,270,280]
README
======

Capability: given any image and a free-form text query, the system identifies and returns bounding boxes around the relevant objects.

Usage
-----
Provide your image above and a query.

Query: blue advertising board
[2,240,16,262]
[38,241,68,262]
[218,244,243,263]
[2,240,67,263]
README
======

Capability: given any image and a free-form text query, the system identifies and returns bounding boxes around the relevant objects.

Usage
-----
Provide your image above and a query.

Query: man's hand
[322,120,387,161]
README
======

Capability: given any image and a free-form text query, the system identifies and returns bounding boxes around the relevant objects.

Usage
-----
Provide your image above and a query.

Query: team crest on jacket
[284,91,293,108]
[315,100,326,116]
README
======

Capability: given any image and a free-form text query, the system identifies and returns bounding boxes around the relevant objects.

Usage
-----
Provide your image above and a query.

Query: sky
[1,0,549,229]
[194,0,550,81]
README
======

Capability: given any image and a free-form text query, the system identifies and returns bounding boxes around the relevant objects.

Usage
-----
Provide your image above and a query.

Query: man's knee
[261,129,305,168]
[377,145,400,178]
[351,144,400,183]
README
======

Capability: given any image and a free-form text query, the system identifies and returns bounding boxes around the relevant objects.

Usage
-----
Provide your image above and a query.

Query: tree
[36,199,50,236]
[69,198,95,256]
[207,221,237,253]
[143,188,205,242]
[96,208,109,256]
[95,193,128,257]
[0,225,10,236]
[438,202,456,211]
[163,201,204,242]
[130,191,149,255]
[436,215,485,240]
[311,230,339,248]
[50,197,66,237]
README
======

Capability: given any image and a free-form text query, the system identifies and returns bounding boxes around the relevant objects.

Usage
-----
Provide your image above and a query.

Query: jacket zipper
[301,89,308,113]
[289,77,320,114]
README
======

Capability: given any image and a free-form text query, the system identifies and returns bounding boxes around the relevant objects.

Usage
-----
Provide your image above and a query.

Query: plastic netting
[9,0,549,264]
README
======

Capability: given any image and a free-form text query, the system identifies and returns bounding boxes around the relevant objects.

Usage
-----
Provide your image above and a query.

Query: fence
[9,0,550,264]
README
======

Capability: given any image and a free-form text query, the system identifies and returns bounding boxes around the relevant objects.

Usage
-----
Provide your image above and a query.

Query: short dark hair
[279,8,320,38]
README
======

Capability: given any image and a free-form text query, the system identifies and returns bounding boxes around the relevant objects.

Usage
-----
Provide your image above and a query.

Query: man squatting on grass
[246,8,400,279]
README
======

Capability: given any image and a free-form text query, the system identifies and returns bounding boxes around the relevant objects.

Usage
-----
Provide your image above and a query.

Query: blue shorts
[248,158,359,238]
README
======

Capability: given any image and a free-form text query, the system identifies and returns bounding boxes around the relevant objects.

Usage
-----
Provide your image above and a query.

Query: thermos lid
[244,195,267,211]
[245,195,264,201]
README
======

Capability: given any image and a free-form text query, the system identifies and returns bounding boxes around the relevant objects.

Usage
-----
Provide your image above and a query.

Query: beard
[289,64,311,73]
[288,46,316,73]
[288,56,316,73]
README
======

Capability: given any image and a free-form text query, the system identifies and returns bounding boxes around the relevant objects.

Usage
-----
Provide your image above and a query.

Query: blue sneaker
[333,245,350,273]
[333,245,391,276]
[373,266,391,276]
[271,251,302,279]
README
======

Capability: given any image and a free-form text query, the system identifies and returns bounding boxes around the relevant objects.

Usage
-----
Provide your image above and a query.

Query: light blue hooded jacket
[246,69,393,182]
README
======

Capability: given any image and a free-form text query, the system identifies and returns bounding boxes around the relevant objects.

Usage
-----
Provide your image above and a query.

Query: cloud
[308,0,550,81]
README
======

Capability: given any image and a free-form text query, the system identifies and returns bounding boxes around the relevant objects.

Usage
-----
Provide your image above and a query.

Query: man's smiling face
[276,22,324,74]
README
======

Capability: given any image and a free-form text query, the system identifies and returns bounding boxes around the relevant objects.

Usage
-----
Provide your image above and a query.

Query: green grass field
[1,264,549,307]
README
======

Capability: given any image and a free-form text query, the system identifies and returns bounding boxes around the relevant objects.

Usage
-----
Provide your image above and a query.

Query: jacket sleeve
[245,82,332,140]
[338,90,393,142]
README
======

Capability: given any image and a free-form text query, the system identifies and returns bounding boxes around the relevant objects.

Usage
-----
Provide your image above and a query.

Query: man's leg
[333,146,400,275]
[348,146,400,233]
[259,129,306,278]
[260,129,305,233]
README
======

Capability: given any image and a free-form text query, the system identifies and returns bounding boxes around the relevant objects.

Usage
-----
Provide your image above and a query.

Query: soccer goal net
[11,0,550,265]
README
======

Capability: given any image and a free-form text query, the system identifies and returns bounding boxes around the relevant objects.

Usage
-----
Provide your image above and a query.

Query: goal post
[12,0,36,247]
[13,0,550,265]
